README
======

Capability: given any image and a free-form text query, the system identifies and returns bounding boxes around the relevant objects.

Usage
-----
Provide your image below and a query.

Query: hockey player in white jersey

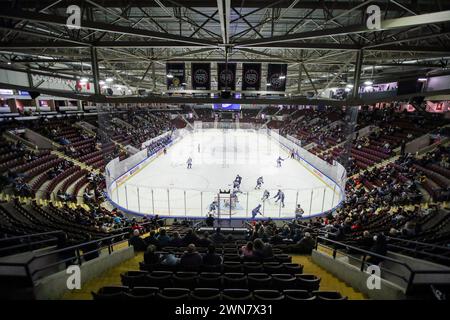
[187,157,192,169]
[255,176,264,189]
[273,189,285,207]
[261,189,270,202]
[208,200,218,215]
[277,156,285,167]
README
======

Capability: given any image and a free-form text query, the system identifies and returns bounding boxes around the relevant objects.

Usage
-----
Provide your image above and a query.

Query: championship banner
[242,63,261,91]
[191,63,211,90]
[166,63,185,90]
[217,63,237,91]
[266,63,287,91]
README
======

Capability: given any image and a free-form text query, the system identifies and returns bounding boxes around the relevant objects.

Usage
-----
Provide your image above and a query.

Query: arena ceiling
[0,0,450,105]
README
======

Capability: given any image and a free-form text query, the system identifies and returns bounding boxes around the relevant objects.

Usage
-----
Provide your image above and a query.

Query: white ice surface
[110,129,343,219]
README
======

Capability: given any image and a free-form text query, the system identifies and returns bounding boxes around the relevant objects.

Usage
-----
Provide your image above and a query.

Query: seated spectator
[156,228,171,247]
[160,251,179,266]
[295,232,316,254]
[143,244,160,265]
[169,231,183,246]
[197,231,212,248]
[358,230,374,250]
[211,227,226,243]
[180,244,203,268]
[129,229,147,252]
[367,233,388,265]
[240,241,254,258]
[253,238,273,260]
[145,230,159,247]
[182,229,199,246]
[202,245,222,265]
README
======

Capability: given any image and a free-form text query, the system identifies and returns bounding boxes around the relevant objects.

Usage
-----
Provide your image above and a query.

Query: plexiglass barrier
[108,184,341,219]
[105,126,346,220]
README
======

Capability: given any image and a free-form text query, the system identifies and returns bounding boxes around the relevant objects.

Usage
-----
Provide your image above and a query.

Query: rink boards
[106,128,346,220]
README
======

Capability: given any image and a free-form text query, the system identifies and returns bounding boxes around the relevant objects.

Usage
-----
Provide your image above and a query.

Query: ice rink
[109,129,343,220]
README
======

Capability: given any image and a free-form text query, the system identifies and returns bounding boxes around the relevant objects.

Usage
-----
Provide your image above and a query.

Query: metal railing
[0,221,154,284]
[0,230,64,255]
[315,236,450,295]
[386,236,450,264]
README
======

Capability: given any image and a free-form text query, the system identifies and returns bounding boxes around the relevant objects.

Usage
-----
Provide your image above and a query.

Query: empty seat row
[121,271,320,291]
[93,286,346,301]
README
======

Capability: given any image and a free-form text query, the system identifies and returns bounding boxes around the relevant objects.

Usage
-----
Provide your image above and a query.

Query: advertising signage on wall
[266,64,287,91]
[166,63,185,91]
[191,63,211,90]
[217,63,237,91]
[241,63,261,91]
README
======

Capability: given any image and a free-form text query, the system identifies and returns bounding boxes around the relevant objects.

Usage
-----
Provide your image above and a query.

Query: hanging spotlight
[364,80,373,86]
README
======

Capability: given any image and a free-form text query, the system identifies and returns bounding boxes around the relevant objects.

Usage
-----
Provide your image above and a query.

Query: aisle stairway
[62,253,366,300]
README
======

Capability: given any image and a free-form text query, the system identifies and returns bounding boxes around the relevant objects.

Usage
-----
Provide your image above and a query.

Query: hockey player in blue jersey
[255,176,264,189]
[277,156,284,167]
[273,189,285,207]
[187,157,192,169]
[235,174,242,185]
[251,204,263,219]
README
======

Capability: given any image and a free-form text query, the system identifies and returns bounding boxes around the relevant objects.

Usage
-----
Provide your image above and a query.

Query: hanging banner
[217,63,237,91]
[242,63,261,91]
[266,64,287,91]
[191,63,211,90]
[166,63,185,90]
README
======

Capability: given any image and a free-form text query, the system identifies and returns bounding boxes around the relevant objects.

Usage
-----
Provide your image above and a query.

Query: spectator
[168,231,183,246]
[211,227,226,243]
[143,244,160,265]
[240,241,254,258]
[296,232,316,254]
[205,214,215,227]
[197,231,212,248]
[202,245,222,265]
[129,229,147,251]
[367,234,388,265]
[253,238,273,260]
[145,230,159,247]
[182,229,199,246]
[156,228,171,247]
[180,244,203,268]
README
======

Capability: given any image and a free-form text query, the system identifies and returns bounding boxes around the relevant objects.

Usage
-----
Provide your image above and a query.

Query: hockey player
[295,204,304,219]
[187,157,192,169]
[233,179,241,191]
[261,189,270,202]
[255,176,264,189]
[251,204,263,219]
[273,189,285,207]
[235,174,242,185]
[277,156,284,167]
[209,200,218,215]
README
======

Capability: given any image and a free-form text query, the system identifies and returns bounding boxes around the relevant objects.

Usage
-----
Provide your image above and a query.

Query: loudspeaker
[29,91,40,99]
[138,89,146,96]
[220,91,232,99]
[106,88,113,96]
